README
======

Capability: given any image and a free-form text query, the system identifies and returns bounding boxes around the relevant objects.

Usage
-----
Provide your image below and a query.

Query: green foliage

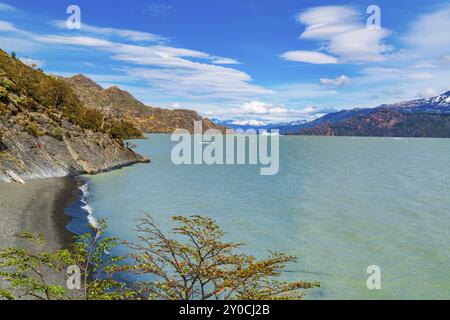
[0,216,319,300]
[0,233,68,300]
[110,120,143,139]
[0,49,140,140]
[52,126,63,141]
[70,107,103,131]
[60,220,136,300]
[0,77,15,91]
[26,121,45,137]
[129,215,319,300]
[0,86,7,101]
[16,96,39,111]
[0,288,14,300]
[0,221,136,300]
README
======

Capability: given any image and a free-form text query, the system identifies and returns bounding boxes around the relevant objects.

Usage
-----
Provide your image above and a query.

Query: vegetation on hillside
[65,74,226,134]
[0,215,319,300]
[299,109,450,138]
[0,49,142,140]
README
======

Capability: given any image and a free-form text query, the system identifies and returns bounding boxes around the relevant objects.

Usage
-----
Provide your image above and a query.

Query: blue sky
[0,0,449,124]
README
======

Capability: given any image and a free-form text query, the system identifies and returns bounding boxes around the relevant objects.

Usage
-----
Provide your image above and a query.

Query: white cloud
[210,56,241,65]
[170,103,182,109]
[297,5,359,40]
[36,35,113,47]
[360,67,435,82]
[320,75,351,88]
[280,50,337,64]
[231,120,268,126]
[0,3,15,12]
[0,36,40,52]
[210,101,330,122]
[19,57,45,68]
[0,21,20,32]
[404,6,450,55]
[328,28,391,63]
[417,87,438,98]
[242,101,286,114]
[283,5,392,64]
[0,20,267,103]
[52,20,166,43]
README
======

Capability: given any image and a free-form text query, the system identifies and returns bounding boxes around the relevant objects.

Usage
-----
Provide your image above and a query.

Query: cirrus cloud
[403,6,450,55]
[0,2,15,12]
[0,19,271,104]
[52,20,167,43]
[280,50,337,64]
[320,75,352,88]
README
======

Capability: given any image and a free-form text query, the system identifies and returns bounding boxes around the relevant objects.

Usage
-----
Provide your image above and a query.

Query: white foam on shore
[79,182,99,229]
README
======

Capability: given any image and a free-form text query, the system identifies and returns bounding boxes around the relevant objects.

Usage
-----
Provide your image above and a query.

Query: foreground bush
[0,215,319,300]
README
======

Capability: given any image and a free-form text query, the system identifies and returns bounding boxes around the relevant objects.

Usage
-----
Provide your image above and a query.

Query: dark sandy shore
[0,176,79,251]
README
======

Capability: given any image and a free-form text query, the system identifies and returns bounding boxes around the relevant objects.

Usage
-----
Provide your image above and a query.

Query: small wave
[78,182,99,229]
[79,183,91,198]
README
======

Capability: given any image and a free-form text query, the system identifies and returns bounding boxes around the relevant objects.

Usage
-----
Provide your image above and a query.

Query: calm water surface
[83,135,450,299]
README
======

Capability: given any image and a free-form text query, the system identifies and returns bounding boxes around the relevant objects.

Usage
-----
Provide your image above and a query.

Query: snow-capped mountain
[294,91,450,138]
[212,91,450,136]
[382,91,450,114]
[211,119,307,131]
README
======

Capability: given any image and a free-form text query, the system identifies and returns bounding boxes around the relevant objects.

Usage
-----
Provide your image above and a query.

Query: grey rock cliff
[0,112,148,183]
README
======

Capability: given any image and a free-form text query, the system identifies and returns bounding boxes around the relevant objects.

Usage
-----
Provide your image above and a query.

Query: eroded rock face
[0,113,148,183]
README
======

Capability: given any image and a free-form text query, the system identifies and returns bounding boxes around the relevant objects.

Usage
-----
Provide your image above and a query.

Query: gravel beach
[0,177,78,251]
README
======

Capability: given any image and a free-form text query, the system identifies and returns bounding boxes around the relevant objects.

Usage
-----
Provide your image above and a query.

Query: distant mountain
[295,91,450,138]
[379,91,450,114]
[64,75,225,134]
[276,109,373,134]
[212,119,307,133]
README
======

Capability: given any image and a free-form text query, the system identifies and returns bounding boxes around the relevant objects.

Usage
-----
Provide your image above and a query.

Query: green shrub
[16,96,39,111]
[26,121,45,137]
[0,86,7,101]
[110,120,143,139]
[0,78,15,91]
[52,126,63,141]
[0,216,319,300]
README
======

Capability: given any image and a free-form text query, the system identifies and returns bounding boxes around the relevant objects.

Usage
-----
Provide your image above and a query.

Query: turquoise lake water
[83,135,450,299]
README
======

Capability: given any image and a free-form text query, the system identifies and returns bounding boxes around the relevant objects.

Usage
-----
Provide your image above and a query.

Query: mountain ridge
[64,74,225,134]
[294,91,450,137]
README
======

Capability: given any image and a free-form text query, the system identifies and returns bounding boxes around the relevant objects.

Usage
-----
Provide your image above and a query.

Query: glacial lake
[80,134,450,299]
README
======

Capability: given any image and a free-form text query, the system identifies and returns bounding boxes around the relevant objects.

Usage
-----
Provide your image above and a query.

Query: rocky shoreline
[0,116,150,183]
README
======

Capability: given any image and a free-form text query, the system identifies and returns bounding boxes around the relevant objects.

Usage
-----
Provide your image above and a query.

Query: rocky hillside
[297,92,450,138]
[64,74,225,134]
[0,50,148,183]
